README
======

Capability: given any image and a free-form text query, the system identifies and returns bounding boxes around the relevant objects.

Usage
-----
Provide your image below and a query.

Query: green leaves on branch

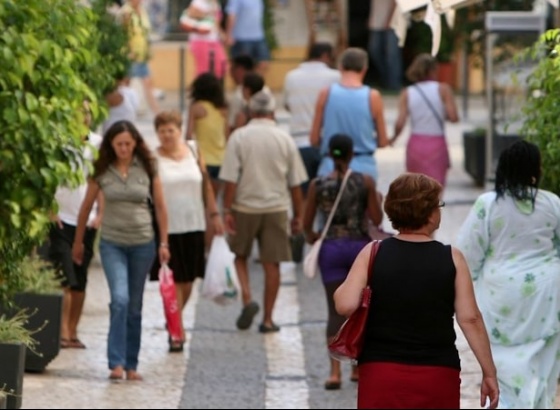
[518,29,560,196]
[0,0,128,303]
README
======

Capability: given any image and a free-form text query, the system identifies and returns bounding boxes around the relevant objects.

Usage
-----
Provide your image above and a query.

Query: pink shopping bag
[159,263,182,342]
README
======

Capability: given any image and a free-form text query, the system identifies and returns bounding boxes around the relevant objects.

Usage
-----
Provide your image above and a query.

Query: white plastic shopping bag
[202,236,241,305]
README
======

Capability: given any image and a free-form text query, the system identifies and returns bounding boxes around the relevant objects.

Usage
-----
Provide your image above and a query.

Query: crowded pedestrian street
[19,92,558,409]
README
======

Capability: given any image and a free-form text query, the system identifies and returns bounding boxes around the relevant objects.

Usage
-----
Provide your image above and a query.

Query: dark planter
[463,131,486,187]
[0,342,25,409]
[13,293,63,373]
[463,131,523,186]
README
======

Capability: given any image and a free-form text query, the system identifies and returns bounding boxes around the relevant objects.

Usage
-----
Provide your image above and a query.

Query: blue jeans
[368,29,402,91]
[99,238,156,371]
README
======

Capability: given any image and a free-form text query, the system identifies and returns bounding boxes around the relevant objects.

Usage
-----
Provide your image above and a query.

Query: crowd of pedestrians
[37,1,560,409]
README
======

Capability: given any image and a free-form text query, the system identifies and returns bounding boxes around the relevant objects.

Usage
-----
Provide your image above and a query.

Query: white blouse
[155,142,206,234]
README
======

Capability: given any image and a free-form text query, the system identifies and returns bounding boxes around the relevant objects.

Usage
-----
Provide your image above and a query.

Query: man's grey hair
[248,90,276,116]
[339,47,369,73]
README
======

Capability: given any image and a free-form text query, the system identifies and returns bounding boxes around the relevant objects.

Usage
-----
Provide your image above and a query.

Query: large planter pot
[437,61,457,89]
[463,131,523,186]
[13,293,63,373]
[0,342,25,409]
[463,131,485,187]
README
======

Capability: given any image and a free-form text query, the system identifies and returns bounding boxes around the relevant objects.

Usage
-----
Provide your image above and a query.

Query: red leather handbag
[328,240,381,363]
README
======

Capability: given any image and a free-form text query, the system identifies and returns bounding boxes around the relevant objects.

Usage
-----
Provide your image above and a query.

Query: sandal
[168,341,184,353]
[69,338,86,349]
[60,338,71,348]
[324,380,341,390]
[236,301,259,330]
[126,370,143,381]
[258,323,280,333]
[109,367,124,380]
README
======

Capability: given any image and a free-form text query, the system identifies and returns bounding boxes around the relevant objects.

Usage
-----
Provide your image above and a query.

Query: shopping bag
[202,236,241,305]
[303,239,322,279]
[159,263,182,342]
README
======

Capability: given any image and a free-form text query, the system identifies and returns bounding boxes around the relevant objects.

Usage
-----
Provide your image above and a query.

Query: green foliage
[437,15,454,63]
[517,29,560,196]
[0,1,126,308]
[0,309,39,351]
[91,0,131,95]
[263,0,278,52]
[15,255,62,295]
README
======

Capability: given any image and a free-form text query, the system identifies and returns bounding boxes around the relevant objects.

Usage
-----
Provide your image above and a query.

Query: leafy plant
[0,0,126,307]
[517,29,560,196]
[263,0,279,52]
[0,309,40,351]
[437,14,455,63]
[16,255,62,296]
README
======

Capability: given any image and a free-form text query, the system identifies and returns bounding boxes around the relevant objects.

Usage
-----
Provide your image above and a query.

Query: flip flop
[258,323,280,333]
[324,380,341,390]
[69,338,86,349]
[236,301,259,330]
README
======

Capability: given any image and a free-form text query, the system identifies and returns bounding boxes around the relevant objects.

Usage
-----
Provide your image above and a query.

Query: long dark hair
[495,140,541,207]
[94,120,156,179]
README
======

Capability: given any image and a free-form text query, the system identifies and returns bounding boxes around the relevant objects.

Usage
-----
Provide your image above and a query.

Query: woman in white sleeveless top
[391,53,459,187]
[150,110,224,352]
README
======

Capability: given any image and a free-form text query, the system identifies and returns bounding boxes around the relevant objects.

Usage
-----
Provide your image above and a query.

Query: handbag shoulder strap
[319,169,352,241]
[366,240,381,284]
[413,84,445,130]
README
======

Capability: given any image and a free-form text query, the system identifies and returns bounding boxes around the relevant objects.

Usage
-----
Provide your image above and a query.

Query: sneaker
[236,301,259,330]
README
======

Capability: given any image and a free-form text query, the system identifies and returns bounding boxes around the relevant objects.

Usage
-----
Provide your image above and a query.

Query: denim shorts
[299,146,321,195]
[206,165,221,180]
[129,62,150,78]
[230,39,270,62]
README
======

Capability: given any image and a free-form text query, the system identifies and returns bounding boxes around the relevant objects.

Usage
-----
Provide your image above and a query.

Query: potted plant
[436,14,457,87]
[0,310,39,409]
[11,255,63,373]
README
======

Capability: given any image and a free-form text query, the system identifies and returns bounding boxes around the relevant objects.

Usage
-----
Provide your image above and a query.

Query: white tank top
[407,81,446,136]
[154,141,206,234]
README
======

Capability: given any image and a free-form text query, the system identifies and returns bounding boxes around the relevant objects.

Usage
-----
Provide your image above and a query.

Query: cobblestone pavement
[19,92,560,409]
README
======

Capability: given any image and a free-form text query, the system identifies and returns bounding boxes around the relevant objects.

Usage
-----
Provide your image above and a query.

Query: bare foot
[126,370,143,381]
[109,366,124,380]
[351,365,359,382]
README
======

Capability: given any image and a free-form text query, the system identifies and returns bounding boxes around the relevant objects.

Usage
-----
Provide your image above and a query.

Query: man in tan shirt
[219,91,308,333]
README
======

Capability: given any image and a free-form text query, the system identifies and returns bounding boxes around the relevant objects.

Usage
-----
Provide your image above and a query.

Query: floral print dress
[457,190,560,409]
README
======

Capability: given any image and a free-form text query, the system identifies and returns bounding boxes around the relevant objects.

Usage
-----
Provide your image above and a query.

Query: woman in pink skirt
[180,0,228,78]
[391,53,459,187]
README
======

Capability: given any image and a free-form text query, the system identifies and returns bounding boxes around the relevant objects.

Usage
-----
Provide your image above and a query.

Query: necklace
[398,231,432,240]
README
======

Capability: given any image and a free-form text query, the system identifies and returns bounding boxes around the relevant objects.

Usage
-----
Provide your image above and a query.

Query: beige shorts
[227,210,291,263]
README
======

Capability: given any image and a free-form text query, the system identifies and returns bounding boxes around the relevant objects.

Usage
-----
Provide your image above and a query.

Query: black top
[359,237,460,370]
[315,172,370,240]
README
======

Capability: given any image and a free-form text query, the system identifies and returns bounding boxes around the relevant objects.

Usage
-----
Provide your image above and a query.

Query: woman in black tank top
[334,172,499,409]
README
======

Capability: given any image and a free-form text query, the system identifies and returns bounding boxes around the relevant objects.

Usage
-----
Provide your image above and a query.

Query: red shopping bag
[159,263,182,342]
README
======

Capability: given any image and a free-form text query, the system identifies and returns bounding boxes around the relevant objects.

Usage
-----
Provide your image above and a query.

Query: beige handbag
[303,169,352,279]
